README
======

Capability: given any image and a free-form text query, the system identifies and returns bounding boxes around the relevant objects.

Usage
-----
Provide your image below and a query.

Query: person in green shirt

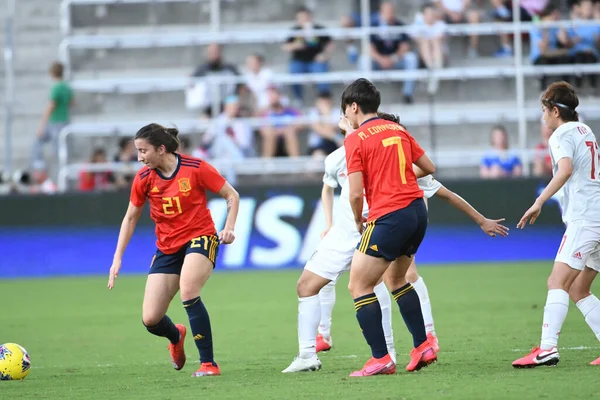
[32,61,73,164]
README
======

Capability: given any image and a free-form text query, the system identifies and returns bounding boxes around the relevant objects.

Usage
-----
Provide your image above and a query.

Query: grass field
[1,262,600,399]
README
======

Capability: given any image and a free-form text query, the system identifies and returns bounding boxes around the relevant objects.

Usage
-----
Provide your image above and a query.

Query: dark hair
[118,138,132,151]
[422,2,436,11]
[135,123,180,153]
[541,81,579,122]
[296,6,311,14]
[377,111,400,124]
[341,78,381,114]
[50,62,64,79]
[540,1,558,17]
[317,90,332,100]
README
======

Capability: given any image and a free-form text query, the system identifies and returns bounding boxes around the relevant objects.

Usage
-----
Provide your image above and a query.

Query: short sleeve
[480,154,493,168]
[130,172,148,207]
[408,134,425,162]
[50,84,61,102]
[344,134,363,175]
[551,133,576,162]
[197,161,227,193]
[322,156,339,188]
[418,175,443,198]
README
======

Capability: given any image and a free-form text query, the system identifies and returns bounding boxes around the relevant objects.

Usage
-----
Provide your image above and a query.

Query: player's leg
[317,281,336,351]
[179,235,220,377]
[373,279,396,363]
[406,258,439,352]
[142,251,186,370]
[513,224,599,368]
[348,249,396,376]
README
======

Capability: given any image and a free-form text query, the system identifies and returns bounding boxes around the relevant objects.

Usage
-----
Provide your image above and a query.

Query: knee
[468,11,480,23]
[142,313,163,328]
[340,15,353,28]
[568,282,590,303]
[404,52,419,69]
[179,284,200,302]
[405,268,419,284]
[547,274,569,291]
[297,275,321,298]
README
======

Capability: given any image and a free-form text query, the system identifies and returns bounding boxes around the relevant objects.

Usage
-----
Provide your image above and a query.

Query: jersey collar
[156,153,181,180]
[360,116,381,127]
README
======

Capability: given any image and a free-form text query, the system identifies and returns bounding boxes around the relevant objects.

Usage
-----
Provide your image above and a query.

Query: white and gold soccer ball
[0,343,31,380]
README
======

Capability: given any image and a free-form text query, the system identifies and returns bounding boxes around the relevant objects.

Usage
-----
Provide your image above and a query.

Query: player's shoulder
[554,121,593,140]
[136,166,153,181]
[325,146,345,166]
[180,154,203,169]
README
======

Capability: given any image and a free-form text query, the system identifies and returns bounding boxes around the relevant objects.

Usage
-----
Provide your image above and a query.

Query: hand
[107,259,122,290]
[219,228,235,244]
[320,226,331,239]
[37,128,45,138]
[379,57,394,69]
[338,116,352,132]
[315,53,327,63]
[355,216,368,234]
[480,218,509,237]
[517,202,542,229]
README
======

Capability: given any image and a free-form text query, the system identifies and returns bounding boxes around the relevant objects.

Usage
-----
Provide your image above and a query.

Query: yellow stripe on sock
[392,285,414,301]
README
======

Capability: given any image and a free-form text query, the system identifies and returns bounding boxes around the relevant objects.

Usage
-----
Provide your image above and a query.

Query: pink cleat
[590,356,600,365]
[427,333,440,353]
[349,353,396,377]
[406,341,437,372]
[512,347,559,368]
[316,333,332,352]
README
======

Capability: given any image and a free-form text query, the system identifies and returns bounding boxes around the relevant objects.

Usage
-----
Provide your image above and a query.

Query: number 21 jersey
[130,154,226,254]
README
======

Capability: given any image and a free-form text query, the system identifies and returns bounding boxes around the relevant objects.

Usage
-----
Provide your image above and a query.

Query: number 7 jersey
[130,154,226,254]
[344,117,425,221]
[549,121,600,224]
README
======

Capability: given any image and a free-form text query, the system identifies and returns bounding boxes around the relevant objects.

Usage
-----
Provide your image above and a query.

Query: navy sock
[183,297,214,364]
[144,315,180,344]
[354,293,388,359]
[392,284,427,348]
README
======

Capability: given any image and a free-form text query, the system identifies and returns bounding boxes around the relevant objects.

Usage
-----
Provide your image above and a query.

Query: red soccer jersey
[345,117,425,221]
[130,154,226,254]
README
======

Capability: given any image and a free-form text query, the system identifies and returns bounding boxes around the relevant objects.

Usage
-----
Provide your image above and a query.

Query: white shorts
[304,225,360,283]
[555,222,600,271]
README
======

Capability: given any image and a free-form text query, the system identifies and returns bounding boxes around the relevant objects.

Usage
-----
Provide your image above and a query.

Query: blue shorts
[356,198,428,261]
[149,235,220,275]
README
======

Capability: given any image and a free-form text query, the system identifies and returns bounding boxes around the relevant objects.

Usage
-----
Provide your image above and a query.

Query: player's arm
[413,165,428,179]
[414,152,436,175]
[216,181,240,244]
[518,156,573,229]
[348,172,365,233]
[434,186,509,237]
[108,201,144,289]
[321,183,335,238]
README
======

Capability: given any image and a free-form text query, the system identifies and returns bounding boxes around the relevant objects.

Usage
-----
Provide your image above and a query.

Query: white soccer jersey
[548,121,600,224]
[322,147,442,232]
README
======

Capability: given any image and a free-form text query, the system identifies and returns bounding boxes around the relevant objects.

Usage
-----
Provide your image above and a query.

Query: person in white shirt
[243,54,274,114]
[513,81,600,368]
[282,113,509,373]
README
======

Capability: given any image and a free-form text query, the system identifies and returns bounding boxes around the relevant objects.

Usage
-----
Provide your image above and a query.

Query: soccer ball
[0,343,31,380]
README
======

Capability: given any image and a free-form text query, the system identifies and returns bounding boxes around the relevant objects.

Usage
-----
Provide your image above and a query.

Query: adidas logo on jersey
[151,186,160,193]
[573,251,582,260]
[369,244,379,252]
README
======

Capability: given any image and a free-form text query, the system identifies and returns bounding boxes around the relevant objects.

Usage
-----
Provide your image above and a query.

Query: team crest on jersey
[178,178,191,196]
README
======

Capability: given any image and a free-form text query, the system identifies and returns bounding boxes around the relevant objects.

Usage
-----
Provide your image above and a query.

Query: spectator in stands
[203,95,254,159]
[434,0,481,58]
[480,125,523,179]
[243,53,274,114]
[20,161,57,195]
[529,3,571,90]
[178,136,191,155]
[190,43,240,116]
[368,1,419,104]
[533,121,553,177]
[566,0,599,89]
[492,0,549,57]
[113,138,138,188]
[260,85,301,158]
[78,148,115,192]
[282,6,334,104]
[341,0,382,63]
[415,3,447,94]
[32,61,73,166]
[308,91,343,158]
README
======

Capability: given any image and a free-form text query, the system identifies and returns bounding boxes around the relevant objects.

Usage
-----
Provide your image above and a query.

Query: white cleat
[282,355,322,373]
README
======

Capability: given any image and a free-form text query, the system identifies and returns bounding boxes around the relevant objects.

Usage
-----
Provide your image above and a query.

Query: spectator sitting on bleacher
[480,125,522,179]
[282,6,334,105]
[32,61,73,167]
[243,53,275,114]
[566,0,600,89]
[533,120,554,177]
[259,85,301,158]
[341,0,382,62]
[190,43,240,117]
[492,0,549,57]
[308,91,343,159]
[24,161,57,195]
[113,138,138,189]
[366,1,419,104]
[434,0,481,58]
[203,95,254,160]
[78,148,115,192]
[415,3,447,94]
[529,3,571,91]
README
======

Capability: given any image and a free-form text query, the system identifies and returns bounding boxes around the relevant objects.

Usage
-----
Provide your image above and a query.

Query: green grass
[1,262,600,399]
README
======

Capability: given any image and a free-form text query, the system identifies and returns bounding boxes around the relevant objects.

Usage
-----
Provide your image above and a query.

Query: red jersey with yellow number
[344,117,424,221]
[130,154,226,254]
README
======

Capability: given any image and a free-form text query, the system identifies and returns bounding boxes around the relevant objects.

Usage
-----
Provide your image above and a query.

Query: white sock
[374,282,395,353]
[298,294,321,358]
[317,282,336,338]
[576,294,600,341]
[540,289,569,350]
[412,277,435,336]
